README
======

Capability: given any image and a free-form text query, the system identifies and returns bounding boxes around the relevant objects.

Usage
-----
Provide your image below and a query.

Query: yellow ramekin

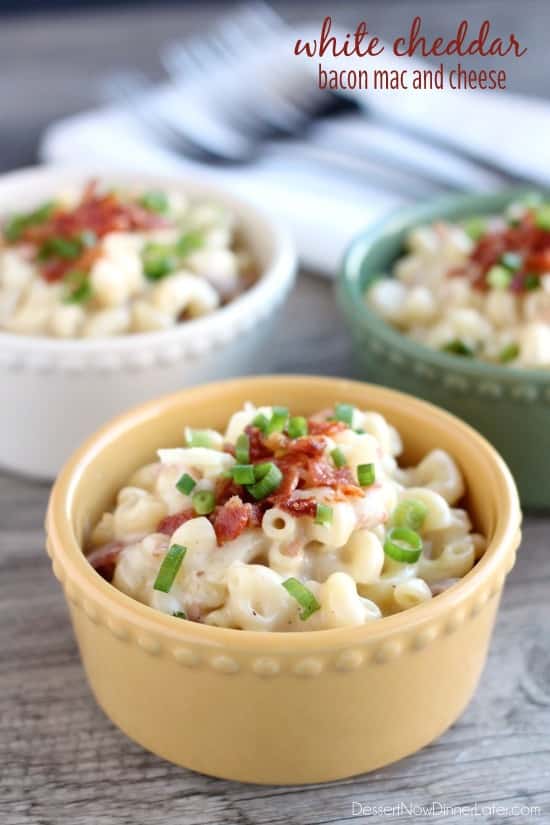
[45,376,522,785]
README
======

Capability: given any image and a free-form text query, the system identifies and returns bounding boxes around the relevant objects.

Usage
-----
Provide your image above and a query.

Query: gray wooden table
[1,3,550,824]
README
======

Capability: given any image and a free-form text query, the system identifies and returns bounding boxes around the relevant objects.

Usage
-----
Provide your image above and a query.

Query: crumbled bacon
[453,209,550,292]
[307,418,347,437]
[278,497,318,517]
[245,425,274,461]
[157,509,195,535]
[285,435,326,458]
[12,179,169,283]
[86,541,124,581]
[212,496,262,544]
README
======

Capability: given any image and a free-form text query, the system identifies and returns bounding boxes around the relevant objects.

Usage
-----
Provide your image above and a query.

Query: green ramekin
[337,190,550,509]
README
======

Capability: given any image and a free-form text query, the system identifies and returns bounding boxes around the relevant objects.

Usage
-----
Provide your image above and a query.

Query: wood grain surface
[1,3,550,824]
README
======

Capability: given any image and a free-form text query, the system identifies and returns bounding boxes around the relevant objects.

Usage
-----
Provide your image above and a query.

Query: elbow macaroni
[0,182,256,339]
[367,201,550,368]
[86,403,485,631]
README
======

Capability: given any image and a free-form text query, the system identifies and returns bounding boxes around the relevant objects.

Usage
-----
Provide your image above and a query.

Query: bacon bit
[454,209,550,291]
[14,179,169,283]
[285,435,326,458]
[278,497,318,517]
[86,541,124,582]
[186,603,203,622]
[270,462,300,500]
[157,509,195,535]
[213,496,260,544]
[304,459,355,489]
[307,418,347,437]
[245,425,274,461]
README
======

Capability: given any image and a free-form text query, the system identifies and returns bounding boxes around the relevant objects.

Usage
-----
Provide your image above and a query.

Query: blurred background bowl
[0,165,296,480]
[337,190,550,508]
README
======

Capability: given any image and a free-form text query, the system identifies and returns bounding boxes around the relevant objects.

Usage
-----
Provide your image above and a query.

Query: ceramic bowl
[45,375,521,785]
[337,190,550,509]
[0,166,296,479]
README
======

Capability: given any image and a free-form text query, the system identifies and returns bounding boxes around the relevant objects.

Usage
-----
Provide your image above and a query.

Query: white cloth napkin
[40,25,550,275]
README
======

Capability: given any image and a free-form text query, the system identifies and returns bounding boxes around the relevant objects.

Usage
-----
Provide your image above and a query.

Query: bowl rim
[339,187,550,386]
[0,164,296,353]
[46,374,521,654]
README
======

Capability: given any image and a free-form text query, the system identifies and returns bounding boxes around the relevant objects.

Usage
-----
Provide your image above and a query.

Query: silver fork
[159,4,512,192]
[103,70,456,199]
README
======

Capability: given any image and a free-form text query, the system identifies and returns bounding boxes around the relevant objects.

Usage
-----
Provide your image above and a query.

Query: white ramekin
[0,166,296,479]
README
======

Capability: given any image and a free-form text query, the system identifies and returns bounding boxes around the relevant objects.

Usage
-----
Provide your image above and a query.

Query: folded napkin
[40,23,550,275]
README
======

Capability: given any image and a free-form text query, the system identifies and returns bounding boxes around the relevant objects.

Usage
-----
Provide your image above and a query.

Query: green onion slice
[175,231,204,257]
[534,204,550,231]
[487,265,512,289]
[38,236,82,260]
[282,577,321,621]
[235,432,250,463]
[500,251,523,271]
[142,242,178,281]
[524,273,541,291]
[4,201,55,242]
[393,499,428,531]
[231,464,256,485]
[383,527,422,564]
[140,190,169,213]
[314,502,333,526]
[176,473,196,495]
[287,416,308,438]
[266,406,289,435]
[334,403,355,425]
[173,610,187,619]
[357,463,375,486]
[247,462,282,499]
[442,339,474,357]
[330,447,347,468]
[192,490,216,515]
[185,428,213,448]
[251,413,269,433]
[62,271,92,304]
[153,544,187,592]
[499,342,520,363]
[462,216,486,241]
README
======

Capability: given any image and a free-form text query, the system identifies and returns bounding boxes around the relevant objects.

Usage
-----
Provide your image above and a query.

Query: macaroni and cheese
[86,403,484,631]
[368,197,550,367]
[0,181,255,338]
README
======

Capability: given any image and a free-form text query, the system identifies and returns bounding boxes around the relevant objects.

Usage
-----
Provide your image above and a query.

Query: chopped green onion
[62,271,92,304]
[442,339,474,357]
[235,432,250,463]
[383,527,422,564]
[499,342,520,363]
[354,428,366,434]
[314,502,333,526]
[4,201,55,242]
[247,461,282,500]
[251,413,269,433]
[153,544,187,592]
[393,499,428,531]
[185,428,213,448]
[287,416,307,438]
[524,273,541,291]
[282,577,320,621]
[79,229,97,248]
[39,236,82,260]
[357,463,375,486]
[140,190,169,213]
[266,406,289,435]
[231,464,256,485]
[175,231,204,257]
[334,403,355,425]
[192,490,216,515]
[176,473,196,495]
[534,204,550,231]
[173,610,187,619]
[142,242,178,281]
[487,265,512,289]
[462,216,487,241]
[330,447,347,468]
[500,252,523,271]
